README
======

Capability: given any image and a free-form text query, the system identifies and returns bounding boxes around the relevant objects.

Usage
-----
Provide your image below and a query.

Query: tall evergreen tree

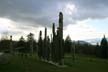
[10,35,13,53]
[43,27,47,60]
[46,36,50,61]
[38,31,43,59]
[51,23,57,62]
[100,35,108,59]
[58,12,64,65]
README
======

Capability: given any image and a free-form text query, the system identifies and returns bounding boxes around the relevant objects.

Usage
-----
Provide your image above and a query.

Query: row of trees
[38,12,64,65]
[64,35,108,59]
[0,33,37,53]
[38,29,50,61]
[0,32,108,63]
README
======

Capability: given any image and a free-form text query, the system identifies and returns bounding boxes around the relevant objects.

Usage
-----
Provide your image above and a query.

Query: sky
[0,0,108,41]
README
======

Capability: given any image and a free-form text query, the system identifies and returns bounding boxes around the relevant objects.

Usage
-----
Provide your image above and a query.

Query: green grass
[64,54,108,72]
[0,54,108,72]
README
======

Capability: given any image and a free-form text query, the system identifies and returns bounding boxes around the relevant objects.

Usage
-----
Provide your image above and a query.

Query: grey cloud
[0,0,62,27]
[71,0,108,20]
[0,0,108,28]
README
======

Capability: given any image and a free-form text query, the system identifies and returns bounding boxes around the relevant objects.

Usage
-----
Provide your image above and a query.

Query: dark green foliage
[10,35,13,53]
[38,31,43,59]
[46,36,50,61]
[58,12,64,65]
[43,28,47,60]
[50,12,64,65]
[64,36,72,53]
[36,12,64,65]
[51,23,57,62]
[57,27,63,64]
[27,33,34,53]
[100,35,108,59]
[17,36,25,48]
[37,28,51,61]
[16,36,27,53]
[0,39,10,51]
[96,43,101,57]
[75,41,96,56]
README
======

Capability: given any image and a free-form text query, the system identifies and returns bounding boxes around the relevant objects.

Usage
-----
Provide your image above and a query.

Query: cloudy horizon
[0,0,108,41]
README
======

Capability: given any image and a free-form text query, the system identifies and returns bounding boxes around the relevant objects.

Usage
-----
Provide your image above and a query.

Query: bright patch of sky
[64,19,108,40]
[86,18,108,32]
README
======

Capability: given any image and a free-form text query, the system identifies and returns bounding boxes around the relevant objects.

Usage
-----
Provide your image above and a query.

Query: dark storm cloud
[71,0,108,20]
[0,0,108,28]
[0,0,60,27]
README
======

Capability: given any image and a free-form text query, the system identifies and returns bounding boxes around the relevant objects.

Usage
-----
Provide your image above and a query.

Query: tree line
[0,33,108,58]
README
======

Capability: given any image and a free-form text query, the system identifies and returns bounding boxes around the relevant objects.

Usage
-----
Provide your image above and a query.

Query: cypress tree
[51,23,57,62]
[38,31,43,59]
[44,27,47,60]
[56,27,60,63]
[10,35,13,54]
[58,12,64,65]
[46,36,50,61]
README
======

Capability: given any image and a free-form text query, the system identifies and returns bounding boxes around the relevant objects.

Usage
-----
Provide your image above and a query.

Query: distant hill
[84,38,108,45]
[75,40,91,45]
[72,40,92,46]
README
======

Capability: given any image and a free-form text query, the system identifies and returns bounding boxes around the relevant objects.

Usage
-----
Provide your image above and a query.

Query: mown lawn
[0,54,108,72]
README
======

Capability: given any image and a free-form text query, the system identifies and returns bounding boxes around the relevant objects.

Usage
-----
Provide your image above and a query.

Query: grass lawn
[0,54,108,72]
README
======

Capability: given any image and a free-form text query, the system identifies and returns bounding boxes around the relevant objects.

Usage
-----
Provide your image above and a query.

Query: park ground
[0,54,108,72]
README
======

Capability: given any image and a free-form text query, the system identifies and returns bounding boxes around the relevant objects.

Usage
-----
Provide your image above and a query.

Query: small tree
[96,43,100,57]
[0,33,10,52]
[17,36,26,53]
[64,35,72,53]
[27,33,34,53]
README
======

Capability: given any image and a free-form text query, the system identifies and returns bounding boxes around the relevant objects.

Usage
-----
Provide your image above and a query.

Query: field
[0,54,108,72]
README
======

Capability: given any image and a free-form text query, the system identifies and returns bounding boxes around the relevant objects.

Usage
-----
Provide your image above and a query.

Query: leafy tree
[64,35,72,53]
[16,36,26,53]
[27,33,34,53]
[0,32,10,51]
[0,39,10,51]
